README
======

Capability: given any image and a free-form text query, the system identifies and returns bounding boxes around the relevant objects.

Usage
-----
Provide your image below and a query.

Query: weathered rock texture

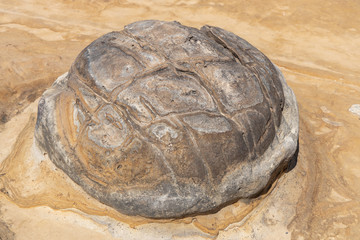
[34,20,298,218]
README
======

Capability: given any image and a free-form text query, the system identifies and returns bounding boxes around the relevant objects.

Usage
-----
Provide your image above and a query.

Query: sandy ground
[0,0,360,239]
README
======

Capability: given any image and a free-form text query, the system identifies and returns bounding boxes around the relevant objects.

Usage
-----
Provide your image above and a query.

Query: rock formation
[34,20,298,218]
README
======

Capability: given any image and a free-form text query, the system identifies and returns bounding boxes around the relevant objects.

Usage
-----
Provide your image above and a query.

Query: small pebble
[349,104,360,117]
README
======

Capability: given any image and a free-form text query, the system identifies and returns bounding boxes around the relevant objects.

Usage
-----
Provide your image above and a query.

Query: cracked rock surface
[34,20,298,218]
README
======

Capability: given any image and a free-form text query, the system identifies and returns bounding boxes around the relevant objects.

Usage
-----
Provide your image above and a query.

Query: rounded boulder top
[35,20,299,218]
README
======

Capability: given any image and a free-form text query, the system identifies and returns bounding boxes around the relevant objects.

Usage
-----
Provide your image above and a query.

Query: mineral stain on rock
[34,20,298,218]
[0,219,15,240]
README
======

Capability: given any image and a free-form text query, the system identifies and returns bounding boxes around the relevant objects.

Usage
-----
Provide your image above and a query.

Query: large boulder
[35,20,299,218]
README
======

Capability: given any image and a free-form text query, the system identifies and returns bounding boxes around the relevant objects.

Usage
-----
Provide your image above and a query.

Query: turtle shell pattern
[35,20,285,218]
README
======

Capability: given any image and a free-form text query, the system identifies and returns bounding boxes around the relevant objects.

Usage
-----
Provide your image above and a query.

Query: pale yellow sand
[0,0,359,239]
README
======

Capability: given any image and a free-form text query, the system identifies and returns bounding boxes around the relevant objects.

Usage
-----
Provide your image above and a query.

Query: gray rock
[34,20,299,218]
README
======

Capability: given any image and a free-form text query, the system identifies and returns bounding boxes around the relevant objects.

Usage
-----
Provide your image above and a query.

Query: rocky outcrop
[34,20,298,218]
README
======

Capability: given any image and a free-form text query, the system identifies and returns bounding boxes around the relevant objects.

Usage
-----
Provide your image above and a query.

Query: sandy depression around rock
[34,20,299,218]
